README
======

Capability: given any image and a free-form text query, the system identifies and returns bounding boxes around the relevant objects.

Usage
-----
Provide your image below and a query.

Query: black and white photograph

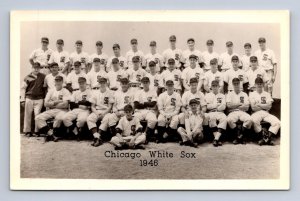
[10,10,290,190]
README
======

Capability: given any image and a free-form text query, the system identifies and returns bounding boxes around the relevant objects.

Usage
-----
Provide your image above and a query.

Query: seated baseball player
[157,80,182,143]
[204,58,224,93]
[87,58,108,91]
[44,62,67,91]
[204,80,227,147]
[177,99,203,148]
[133,77,158,143]
[110,104,146,150]
[249,77,280,145]
[127,56,147,93]
[35,75,71,142]
[226,78,252,144]
[66,61,89,93]
[87,77,114,147]
[62,77,92,140]
[147,61,163,95]
[160,58,182,94]
[107,58,128,91]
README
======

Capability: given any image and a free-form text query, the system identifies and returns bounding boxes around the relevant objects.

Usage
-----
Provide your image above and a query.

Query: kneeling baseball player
[110,104,146,150]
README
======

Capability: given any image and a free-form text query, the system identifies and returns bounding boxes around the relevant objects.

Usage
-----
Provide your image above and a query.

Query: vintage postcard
[10,10,290,190]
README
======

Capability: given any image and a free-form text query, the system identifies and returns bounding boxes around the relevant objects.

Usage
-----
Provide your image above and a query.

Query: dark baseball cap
[211,80,219,86]
[166,80,174,86]
[190,77,199,84]
[93,58,101,63]
[112,58,119,64]
[78,77,86,83]
[189,54,198,60]
[75,40,83,45]
[130,38,138,44]
[250,56,258,62]
[124,104,133,112]
[148,61,156,67]
[168,58,175,64]
[210,58,218,65]
[98,77,107,83]
[258,37,266,43]
[96,41,103,46]
[226,41,233,47]
[187,38,195,43]
[55,75,64,82]
[132,56,140,62]
[189,99,199,105]
[169,35,176,41]
[141,77,150,83]
[120,78,129,84]
[50,62,59,68]
[74,61,81,66]
[207,39,214,45]
[112,43,120,49]
[56,39,64,44]
[41,37,49,43]
[149,41,156,46]
[255,77,264,84]
[232,78,240,84]
[244,43,251,48]
[231,55,239,61]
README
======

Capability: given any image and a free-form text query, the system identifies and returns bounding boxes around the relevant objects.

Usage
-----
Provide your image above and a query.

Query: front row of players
[34,74,280,149]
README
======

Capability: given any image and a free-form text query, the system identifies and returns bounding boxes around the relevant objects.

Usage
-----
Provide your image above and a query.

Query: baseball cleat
[93,139,103,147]
[213,139,218,147]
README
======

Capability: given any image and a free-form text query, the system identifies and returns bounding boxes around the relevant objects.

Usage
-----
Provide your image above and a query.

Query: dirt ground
[20,135,280,179]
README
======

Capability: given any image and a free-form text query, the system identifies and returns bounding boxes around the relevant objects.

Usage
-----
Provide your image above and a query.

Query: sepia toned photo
[10,10,290,190]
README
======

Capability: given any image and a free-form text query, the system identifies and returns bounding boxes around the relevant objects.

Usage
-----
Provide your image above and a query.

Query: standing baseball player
[35,75,71,142]
[107,44,127,71]
[181,54,205,92]
[146,61,163,95]
[87,58,108,91]
[110,104,146,150]
[126,56,148,93]
[89,41,109,72]
[204,80,227,147]
[254,37,278,95]
[219,41,240,72]
[182,38,203,69]
[87,77,114,147]
[202,39,219,72]
[44,62,67,91]
[48,39,70,75]
[69,40,90,73]
[162,35,183,70]
[249,77,280,145]
[62,77,93,140]
[160,58,182,94]
[240,43,253,72]
[157,80,182,143]
[29,37,53,75]
[133,77,158,142]
[204,58,224,93]
[144,41,164,72]
[20,62,46,137]
[226,78,252,145]
[125,38,145,69]
[66,61,89,93]
[107,58,129,91]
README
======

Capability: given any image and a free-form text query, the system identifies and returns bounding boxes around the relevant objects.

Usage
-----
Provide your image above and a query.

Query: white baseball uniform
[254,48,277,84]
[69,51,90,71]
[44,73,67,91]
[240,54,252,72]
[204,70,224,92]
[182,49,203,67]
[48,50,70,72]
[66,71,89,90]
[87,69,108,90]
[202,51,219,70]
[127,68,147,92]
[125,50,145,69]
[107,56,127,71]
[219,52,240,71]
[147,72,163,92]
[223,68,248,91]
[177,111,203,142]
[162,48,183,68]
[89,52,109,71]
[144,52,164,72]
[29,48,53,74]
[160,69,182,91]
[107,69,128,90]
[181,66,205,91]
[246,67,269,90]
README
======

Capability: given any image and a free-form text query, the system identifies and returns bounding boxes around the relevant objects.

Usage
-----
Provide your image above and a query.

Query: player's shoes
[218,141,222,146]
[233,139,239,145]
[268,140,275,146]
[134,145,145,150]
[53,135,60,142]
[93,138,103,147]
[44,135,53,143]
[191,142,198,148]
[258,139,265,146]
[114,146,123,150]
[213,139,218,147]
[25,132,33,137]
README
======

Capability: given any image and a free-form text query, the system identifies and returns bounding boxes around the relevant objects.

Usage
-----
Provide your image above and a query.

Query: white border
[10,10,290,190]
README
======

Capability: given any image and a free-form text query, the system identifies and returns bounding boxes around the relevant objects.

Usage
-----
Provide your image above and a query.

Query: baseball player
[107,44,127,71]
[107,58,129,91]
[20,62,46,136]
[87,77,114,147]
[181,54,205,92]
[66,61,89,92]
[160,58,182,94]
[204,58,224,93]
[250,77,280,145]
[87,58,108,91]
[223,55,248,93]
[204,80,227,147]
[219,41,240,72]
[246,56,269,92]
[254,37,278,95]
[240,43,253,72]
[35,75,71,142]
[44,62,67,91]
[29,37,53,75]
[110,104,146,150]
[226,78,252,145]
[177,99,203,148]
[126,56,148,93]
[62,77,92,140]
[125,38,145,69]
[157,80,182,143]
[69,40,90,73]
[146,61,164,95]
[89,41,109,72]
[182,38,203,69]
[162,35,183,69]
[48,39,70,75]
[144,41,164,72]
[133,77,158,142]
[202,39,219,71]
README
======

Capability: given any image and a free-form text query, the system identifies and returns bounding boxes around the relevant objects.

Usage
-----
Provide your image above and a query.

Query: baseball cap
[33,62,41,68]
[250,56,258,62]
[75,40,83,45]
[132,56,140,62]
[55,75,64,82]
[169,35,176,41]
[130,38,138,44]
[231,55,239,61]
[226,41,233,47]
[112,58,119,64]
[41,37,49,43]
[232,78,240,84]
[166,80,174,86]
[244,43,251,48]
[50,62,59,68]
[210,58,218,65]
[190,77,199,84]
[74,61,81,66]
[168,58,175,64]
[189,99,199,105]
[124,104,133,112]
[98,77,107,83]
[211,80,219,86]
[148,61,156,67]
[96,41,103,46]
[141,77,150,83]
[56,39,64,44]
[255,77,264,84]
[258,37,266,43]
[78,77,87,83]
[150,41,156,46]
[93,58,101,63]
[120,78,129,84]
[189,54,198,60]
[187,38,195,43]
[112,43,120,49]
[207,39,214,45]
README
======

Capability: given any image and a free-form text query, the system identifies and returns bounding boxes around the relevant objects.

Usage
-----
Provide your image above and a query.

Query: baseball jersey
[113,89,134,112]
[224,68,248,91]
[127,68,147,87]
[202,51,219,70]
[134,89,157,110]
[181,66,205,87]
[69,51,90,69]
[66,71,89,90]
[186,111,203,131]
[157,91,182,114]
[125,50,145,69]
[70,89,93,103]
[249,91,273,111]
[147,72,163,91]
[44,73,67,90]
[116,116,143,137]
[29,48,53,67]
[90,89,115,111]
[160,69,182,90]
[87,70,108,89]
[182,49,203,67]
[45,88,71,103]
[144,52,163,72]
[254,49,277,70]
[48,50,70,71]
[204,70,224,89]
[219,52,240,70]
[107,56,127,71]
[181,90,206,109]
[205,92,226,112]
[162,48,183,68]
[240,54,252,72]
[246,67,269,89]
[89,52,109,71]
[226,91,249,112]
[108,69,129,89]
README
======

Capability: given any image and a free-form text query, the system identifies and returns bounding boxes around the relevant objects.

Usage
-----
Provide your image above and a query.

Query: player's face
[133,61,140,69]
[149,65,156,73]
[76,44,82,52]
[166,84,174,92]
[125,110,133,119]
[55,81,63,90]
[168,62,175,70]
[245,46,251,54]
[211,84,219,93]
[233,82,240,92]
[259,42,266,49]
[227,46,233,52]
[121,83,129,92]
[131,42,137,49]
[142,82,150,90]
[232,60,239,69]
[96,45,103,52]
[74,65,81,74]
[207,44,213,51]
[113,47,120,55]
[250,60,258,68]
[187,41,195,49]
[79,81,87,91]
[170,40,176,48]
[150,45,156,52]
[93,62,101,71]
[190,103,198,112]
[190,82,198,91]
[51,65,59,74]
[189,58,197,67]
[56,43,63,50]
[211,63,217,72]
[41,41,48,48]
[112,62,120,70]
[99,81,107,87]
[32,66,40,74]
[256,83,264,91]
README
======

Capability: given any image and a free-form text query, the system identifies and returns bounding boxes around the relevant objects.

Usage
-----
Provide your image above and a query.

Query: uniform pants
[204,112,227,130]
[227,111,252,129]
[110,134,146,147]
[62,108,90,128]
[35,109,68,130]
[107,111,125,127]
[23,98,44,133]
[86,110,109,131]
[157,114,179,129]
[177,127,202,142]
[251,110,280,134]
[134,109,157,129]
